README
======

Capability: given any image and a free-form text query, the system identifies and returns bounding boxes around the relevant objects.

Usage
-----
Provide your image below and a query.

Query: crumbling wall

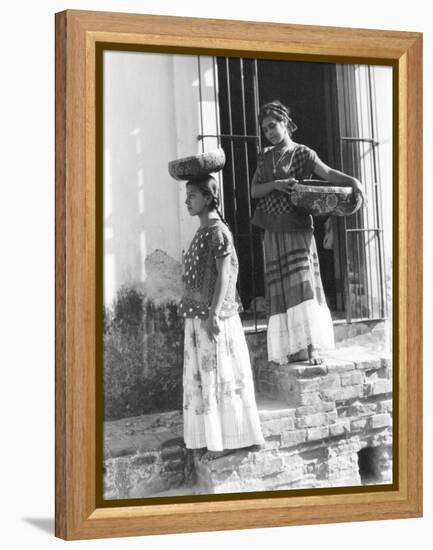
[104,250,184,419]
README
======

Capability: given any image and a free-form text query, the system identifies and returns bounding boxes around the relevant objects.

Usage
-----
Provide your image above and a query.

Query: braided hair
[258,100,298,136]
[186,175,230,228]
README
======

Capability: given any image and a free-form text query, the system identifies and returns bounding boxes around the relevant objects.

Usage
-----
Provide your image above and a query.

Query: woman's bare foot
[288,349,308,363]
[203,449,236,462]
[307,344,323,365]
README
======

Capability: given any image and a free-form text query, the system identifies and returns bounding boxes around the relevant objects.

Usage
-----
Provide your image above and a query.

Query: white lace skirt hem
[183,315,265,451]
[267,299,335,364]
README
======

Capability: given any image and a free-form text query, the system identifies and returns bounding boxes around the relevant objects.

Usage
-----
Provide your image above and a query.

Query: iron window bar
[198,57,265,333]
[346,228,384,232]
[340,136,380,146]
[198,133,260,141]
[199,60,388,334]
[340,133,387,323]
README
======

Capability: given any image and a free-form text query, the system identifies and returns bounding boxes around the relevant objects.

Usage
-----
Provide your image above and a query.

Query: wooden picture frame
[55,9,422,540]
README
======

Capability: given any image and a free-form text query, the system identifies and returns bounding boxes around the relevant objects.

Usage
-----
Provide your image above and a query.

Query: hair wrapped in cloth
[258,100,298,135]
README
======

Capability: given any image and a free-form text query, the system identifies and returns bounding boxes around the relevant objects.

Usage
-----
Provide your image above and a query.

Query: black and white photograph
[102,50,393,500]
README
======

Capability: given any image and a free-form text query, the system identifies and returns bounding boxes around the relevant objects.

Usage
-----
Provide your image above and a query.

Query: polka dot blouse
[178,220,242,319]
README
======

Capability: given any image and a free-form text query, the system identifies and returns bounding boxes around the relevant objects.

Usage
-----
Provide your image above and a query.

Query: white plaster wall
[374,66,393,264]
[354,65,393,318]
[103,52,219,305]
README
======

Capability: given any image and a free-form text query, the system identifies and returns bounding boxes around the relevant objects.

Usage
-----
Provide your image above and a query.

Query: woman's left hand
[205,313,221,343]
[352,180,366,205]
[273,178,298,194]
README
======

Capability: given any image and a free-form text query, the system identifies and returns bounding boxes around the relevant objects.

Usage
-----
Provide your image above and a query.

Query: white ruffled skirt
[264,229,335,364]
[183,315,265,451]
[267,299,335,364]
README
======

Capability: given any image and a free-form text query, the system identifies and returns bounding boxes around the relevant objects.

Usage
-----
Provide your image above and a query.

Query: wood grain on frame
[55,9,422,540]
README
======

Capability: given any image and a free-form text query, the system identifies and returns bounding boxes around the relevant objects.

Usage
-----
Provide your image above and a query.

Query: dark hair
[258,100,298,135]
[186,176,229,227]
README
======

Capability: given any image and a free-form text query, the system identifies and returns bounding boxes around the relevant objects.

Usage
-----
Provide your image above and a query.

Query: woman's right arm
[251,177,297,198]
[251,178,276,198]
[251,155,297,198]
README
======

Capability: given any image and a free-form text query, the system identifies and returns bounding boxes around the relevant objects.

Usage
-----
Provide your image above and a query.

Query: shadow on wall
[104,286,184,420]
[104,52,219,304]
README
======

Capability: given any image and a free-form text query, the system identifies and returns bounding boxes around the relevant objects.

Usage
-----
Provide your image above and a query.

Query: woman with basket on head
[170,150,264,459]
[251,100,365,366]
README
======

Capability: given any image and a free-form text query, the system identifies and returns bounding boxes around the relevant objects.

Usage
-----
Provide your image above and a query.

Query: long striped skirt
[183,315,265,452]
[264,229,335,364]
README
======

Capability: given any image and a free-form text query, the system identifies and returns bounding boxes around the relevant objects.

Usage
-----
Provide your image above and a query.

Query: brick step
[194,347,393,494]
[103,411,186,500]
[256,346,392,407]
[103,345,393,498]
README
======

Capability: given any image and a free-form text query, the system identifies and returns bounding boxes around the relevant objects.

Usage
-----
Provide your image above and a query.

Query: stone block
[161,447,185,461]
[276,374,297,396]
[208,469,241,485]
[365,379,392,397]
[297,378,321,392]
[259,382,277,397]
[345,400,377,416]
[280,429,307,448]
[203,472,267,494]
[261,417,296,436]
[369,413,392,429]
[319,374,341,390]
[325,359,356,374]
[325,474,362,487]
[378,399,393,413]
[327,452,360,475]
[299,446,327,462]
[331,438,362,455]
[260,408,296,421]
[105,440,139,458]
[295,401,336,417]
[296,412,328,429]
[281,453,304,470]
[279,388,322,407]
[237,463,259,480]
[262,467,305,490]
[293,365,328,378]
[239,455,285,479]
[238,479,267,493]
[380,356,392,370]
[307,426,330,442]
[132,454,157,466]
[304,461,317,475]
[354,356,381,370]
[128,471,181,498]
[134,434,164,453]
[326,410,338,424]
[199,448,252,472]
[340,371,363,387]
[284,476,326,489]
[321,401,338,413]
[295,392,323,406]
[377,366,392,379]
[262,435,282,449]
[322,384,364,402]
[350,418,368,431]
[163,459,185,473]
[329,419,350,437]
[295,404,322,416]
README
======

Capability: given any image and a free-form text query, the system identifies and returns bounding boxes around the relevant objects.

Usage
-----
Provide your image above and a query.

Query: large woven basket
[288,179,363,216]
[168,148,226,181]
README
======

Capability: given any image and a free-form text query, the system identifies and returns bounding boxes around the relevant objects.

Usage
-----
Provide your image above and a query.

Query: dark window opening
[358,446,392,485]
[210,57,387,330]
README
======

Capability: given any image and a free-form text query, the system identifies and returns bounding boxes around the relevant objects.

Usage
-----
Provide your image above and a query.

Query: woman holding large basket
[251,100,365,365]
